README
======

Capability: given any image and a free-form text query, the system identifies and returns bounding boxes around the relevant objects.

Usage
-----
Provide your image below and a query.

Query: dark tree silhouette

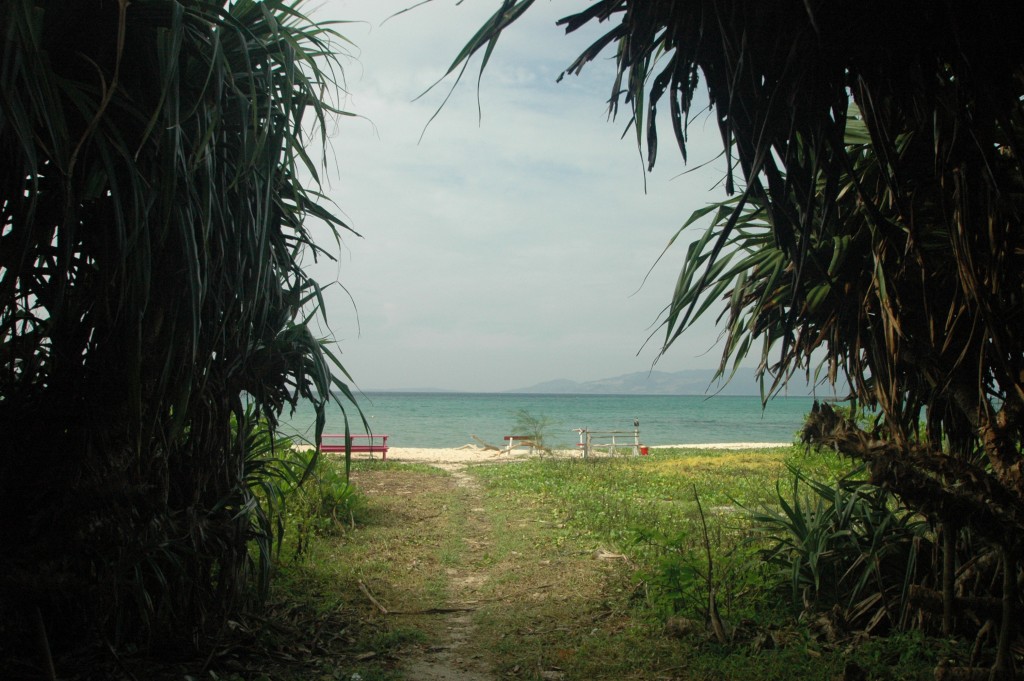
[0,0,358,668]
[442,2,1024,675]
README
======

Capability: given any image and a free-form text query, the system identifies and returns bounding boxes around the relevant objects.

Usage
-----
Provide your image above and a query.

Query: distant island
[507,368,839,397]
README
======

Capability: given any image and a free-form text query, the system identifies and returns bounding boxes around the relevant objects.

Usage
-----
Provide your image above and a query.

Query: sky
[304,0,737,393]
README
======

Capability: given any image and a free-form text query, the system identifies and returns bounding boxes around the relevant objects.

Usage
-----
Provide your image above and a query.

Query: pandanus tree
[443,0,1024,675]
[0,0,356,664]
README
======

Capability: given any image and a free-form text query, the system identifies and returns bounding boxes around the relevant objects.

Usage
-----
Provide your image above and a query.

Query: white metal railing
[573,419,641,458]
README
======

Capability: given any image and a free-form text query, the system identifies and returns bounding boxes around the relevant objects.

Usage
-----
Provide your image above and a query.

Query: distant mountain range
[508,368,831,397]
[362,369,842,397]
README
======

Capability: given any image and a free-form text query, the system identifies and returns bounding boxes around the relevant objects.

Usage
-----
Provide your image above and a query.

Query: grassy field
[211,447,966,680]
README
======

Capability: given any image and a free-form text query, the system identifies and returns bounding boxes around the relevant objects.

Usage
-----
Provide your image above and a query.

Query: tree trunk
[944,522,956,635]
[990,549,1017,681]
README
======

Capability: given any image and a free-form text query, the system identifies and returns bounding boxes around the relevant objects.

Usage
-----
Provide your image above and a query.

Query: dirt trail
[400,464,497,681]
[348,459,632,680]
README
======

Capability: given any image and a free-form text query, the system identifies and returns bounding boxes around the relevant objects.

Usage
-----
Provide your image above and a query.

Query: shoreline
[349,442,794,465]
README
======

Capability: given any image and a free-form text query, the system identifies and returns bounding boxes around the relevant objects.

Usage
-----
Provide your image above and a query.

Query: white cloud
[304,0,737,391]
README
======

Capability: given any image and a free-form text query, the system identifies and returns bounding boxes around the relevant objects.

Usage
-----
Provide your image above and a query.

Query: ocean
[278,392,818,449]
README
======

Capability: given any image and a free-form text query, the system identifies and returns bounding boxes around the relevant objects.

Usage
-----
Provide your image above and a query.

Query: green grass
[473,446,854,544]
[470,448,798,631]
[464,446,963,680]
[234,447,968,681]
[472,446,799,557]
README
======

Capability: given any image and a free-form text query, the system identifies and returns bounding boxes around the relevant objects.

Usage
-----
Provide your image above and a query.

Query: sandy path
[398,465,497,681]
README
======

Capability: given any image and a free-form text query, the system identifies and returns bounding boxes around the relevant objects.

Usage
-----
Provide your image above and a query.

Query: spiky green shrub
[749,467,933,633]
[0,0,358,658]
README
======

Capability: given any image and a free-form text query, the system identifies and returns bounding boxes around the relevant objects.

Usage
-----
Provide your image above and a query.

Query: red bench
[321,433,389,460]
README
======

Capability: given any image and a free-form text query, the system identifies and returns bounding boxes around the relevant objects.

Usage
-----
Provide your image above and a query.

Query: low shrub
[280,449,365,558]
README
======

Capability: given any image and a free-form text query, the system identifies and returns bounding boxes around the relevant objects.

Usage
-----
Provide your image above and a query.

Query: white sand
[651,442,792,450]
[370,442,792,465]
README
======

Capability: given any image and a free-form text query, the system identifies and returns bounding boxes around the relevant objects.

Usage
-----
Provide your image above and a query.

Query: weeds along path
[345,461,635,681]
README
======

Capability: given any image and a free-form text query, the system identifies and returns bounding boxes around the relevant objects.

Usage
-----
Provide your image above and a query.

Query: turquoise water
[278,392,815,448]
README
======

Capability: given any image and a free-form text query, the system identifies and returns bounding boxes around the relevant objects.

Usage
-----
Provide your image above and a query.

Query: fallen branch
[934,661,1024,681]
[383,583,557,615]
[481,582,555,604]
[32,606,57,681]
[358,580,389,615]
[909,585,1010,621]
[386,606,478,615]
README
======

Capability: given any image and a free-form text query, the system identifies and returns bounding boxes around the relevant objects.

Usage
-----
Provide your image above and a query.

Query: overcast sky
[305,0,737,392]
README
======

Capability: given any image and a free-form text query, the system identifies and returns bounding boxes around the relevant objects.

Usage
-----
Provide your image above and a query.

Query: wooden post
[633,418,640,456]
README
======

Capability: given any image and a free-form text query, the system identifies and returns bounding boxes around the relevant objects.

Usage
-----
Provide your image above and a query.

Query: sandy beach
[371,441,793,465]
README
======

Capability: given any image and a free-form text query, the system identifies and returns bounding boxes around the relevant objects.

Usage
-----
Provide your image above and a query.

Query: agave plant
[0,0,360,661]
[749,465,932,634]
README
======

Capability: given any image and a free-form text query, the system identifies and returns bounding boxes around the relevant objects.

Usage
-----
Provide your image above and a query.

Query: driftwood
[470,434,501,451]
